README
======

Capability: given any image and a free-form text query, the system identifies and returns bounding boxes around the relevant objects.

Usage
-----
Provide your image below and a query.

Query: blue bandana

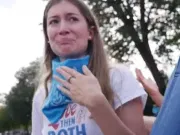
[42,55,90,124]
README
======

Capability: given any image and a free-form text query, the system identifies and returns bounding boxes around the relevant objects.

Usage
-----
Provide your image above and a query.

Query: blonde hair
[39,0,114,104]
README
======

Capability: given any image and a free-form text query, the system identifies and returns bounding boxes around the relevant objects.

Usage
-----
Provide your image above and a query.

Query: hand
[54,65,104,108]
[135,68,160,97]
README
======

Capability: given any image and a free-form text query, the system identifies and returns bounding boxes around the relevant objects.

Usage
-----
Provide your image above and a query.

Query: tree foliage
[1,59,40,132]
[87,0,180,93]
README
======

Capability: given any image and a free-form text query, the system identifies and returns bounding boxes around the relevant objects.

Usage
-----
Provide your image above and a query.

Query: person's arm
[109,65,149,135]
[135,68,163,107]
[87,94,135,135]
[143,116,156,133]
[150,92,163,107]
[115,97,149,135]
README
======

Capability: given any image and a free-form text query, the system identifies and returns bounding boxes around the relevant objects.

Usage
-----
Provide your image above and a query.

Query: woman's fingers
[56,67,72,81]
[61,66,82,78]
[53,75,72,90]
[82,65,92,76]
[57,85,71,97]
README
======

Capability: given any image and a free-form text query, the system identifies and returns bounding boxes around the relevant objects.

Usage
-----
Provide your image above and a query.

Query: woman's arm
[87,94,135,135]
[115,97,149,135]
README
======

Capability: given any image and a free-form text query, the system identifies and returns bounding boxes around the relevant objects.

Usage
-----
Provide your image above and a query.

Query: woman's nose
[58,21,70,35]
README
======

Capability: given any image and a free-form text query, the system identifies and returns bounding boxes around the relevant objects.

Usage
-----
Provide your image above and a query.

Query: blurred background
[0,0,179,134]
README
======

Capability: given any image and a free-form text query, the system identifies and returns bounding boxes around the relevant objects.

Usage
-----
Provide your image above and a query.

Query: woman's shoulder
[33,86,46,105]
[109,63,145,93]
[109,63,133,80]
[109,63,147,109]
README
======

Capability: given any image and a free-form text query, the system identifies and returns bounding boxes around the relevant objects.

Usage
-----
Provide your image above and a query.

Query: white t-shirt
[31,65,147,135]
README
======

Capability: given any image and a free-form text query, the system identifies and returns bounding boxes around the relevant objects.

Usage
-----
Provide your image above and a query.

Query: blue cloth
[42,55,90,124]
[150,57,180,135]
[152,105,160,116]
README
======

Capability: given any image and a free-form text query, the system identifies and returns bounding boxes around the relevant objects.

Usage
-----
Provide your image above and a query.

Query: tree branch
[140,0,151,52]
[147,3,155,26]
[125,0,134,22]
[106,0,129,24]
[140,0,146,40]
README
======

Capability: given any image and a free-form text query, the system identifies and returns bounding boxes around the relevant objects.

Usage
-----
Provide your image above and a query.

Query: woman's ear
[88,26,95,40]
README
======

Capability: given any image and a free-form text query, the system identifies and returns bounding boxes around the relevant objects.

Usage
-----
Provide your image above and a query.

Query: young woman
[31,0,148,135]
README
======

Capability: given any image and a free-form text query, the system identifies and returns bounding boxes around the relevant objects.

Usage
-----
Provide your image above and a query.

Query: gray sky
[0,0,47,94]
[0,0,16,8]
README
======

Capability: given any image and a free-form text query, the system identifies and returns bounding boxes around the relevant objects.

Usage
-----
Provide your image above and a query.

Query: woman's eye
[69,17,78,22]
[49,19,59,25]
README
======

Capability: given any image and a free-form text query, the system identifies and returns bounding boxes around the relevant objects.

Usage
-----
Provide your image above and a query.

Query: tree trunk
[124,22,167,94]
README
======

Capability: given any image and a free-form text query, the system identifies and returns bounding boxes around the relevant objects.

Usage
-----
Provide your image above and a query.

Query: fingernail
[83,65,87,68]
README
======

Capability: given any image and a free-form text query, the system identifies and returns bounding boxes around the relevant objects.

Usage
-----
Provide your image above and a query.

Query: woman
[31,0,148,135]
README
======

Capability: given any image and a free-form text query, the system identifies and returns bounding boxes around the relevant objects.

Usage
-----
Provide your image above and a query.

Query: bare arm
[88,94,135,135]
[135,68,163,107]
[150,92,163,107]
[115,97,149,135]
[143,116,156,133]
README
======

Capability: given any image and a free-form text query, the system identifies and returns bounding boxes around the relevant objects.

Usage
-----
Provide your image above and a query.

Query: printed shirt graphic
[42,103,103,135]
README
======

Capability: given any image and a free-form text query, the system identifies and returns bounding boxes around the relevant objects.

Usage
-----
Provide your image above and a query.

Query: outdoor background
[0,0,180,134]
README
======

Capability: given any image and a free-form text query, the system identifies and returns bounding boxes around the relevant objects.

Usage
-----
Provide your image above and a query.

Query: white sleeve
[31,90,43,135]
[110,65,147,110]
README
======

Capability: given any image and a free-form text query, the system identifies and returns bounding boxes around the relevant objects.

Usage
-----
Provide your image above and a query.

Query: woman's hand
[135,68,160,96]
[135,68,163,107]
[54,65,104,108]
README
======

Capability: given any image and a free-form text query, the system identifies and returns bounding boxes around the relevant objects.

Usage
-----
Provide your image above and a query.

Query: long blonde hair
[39,0,114,104]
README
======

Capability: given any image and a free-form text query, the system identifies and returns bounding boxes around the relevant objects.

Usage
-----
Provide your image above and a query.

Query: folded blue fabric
[42,55,90,124]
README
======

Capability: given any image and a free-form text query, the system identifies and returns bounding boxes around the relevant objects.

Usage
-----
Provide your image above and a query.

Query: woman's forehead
[47,1,81,18]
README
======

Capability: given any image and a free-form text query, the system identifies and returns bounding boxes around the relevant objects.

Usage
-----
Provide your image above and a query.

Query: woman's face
[46,1,93,60]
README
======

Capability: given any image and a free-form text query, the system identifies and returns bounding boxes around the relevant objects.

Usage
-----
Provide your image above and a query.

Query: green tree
[86,0,180,93]
[5,59,40,133]
[0,107,16,132]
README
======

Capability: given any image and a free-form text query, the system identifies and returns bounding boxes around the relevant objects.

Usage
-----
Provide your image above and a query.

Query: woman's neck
[59,53,87,62]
